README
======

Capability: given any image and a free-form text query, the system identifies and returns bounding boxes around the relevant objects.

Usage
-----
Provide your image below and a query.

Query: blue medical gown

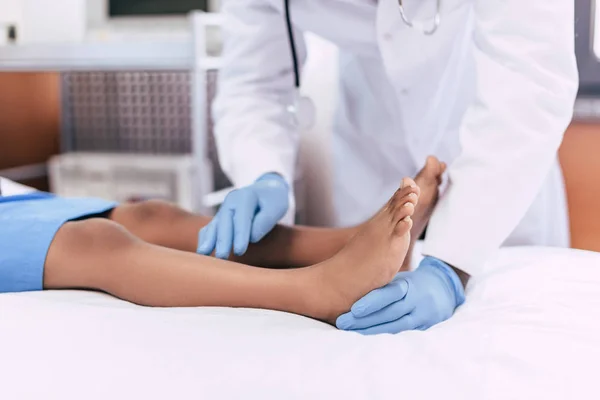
[0,193,117,293]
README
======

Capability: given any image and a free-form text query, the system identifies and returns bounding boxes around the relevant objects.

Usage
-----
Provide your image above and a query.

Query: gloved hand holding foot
[197,173,290,259]
[336,256,466,334]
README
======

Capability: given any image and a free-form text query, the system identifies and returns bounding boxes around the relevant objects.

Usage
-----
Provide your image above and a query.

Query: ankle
[294,265,337,322]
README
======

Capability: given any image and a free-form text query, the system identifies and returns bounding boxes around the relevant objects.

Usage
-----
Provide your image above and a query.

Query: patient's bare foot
[346,157,445,271]
[411,156,446,241]
[308,182,419,324]
[402,156,446,269]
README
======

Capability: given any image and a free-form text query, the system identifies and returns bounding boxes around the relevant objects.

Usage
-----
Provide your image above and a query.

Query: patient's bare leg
[108,200,356,269]
[43,183,417,323]
[109,157,444,269]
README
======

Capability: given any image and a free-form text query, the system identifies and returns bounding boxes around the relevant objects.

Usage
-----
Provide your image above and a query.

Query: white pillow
[0,177,37,196]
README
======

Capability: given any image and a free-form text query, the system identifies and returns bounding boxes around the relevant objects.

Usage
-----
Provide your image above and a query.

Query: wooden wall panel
[0,72,61,189]
[560,122,600,252]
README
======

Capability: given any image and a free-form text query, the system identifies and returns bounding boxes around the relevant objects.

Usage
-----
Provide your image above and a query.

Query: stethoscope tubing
[284,0,301,89]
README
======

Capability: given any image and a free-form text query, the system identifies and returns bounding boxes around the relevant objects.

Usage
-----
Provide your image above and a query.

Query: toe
[403,190,420,207]
[427,155,442,173]
[395,216,413,235]
[417,156,443,182]
[392,193,417,223]
[439,162,447,184]
[392,186,420,209]
[394,204,415,224]
[401,177,417,189]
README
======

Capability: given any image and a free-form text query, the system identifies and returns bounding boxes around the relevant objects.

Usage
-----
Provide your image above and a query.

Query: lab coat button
[383,33,393,41]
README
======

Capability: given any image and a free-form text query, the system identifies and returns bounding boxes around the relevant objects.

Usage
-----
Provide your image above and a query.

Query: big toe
[416,156,443,186]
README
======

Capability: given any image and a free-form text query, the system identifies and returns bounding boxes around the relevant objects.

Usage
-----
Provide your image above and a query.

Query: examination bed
[1,179,600,399]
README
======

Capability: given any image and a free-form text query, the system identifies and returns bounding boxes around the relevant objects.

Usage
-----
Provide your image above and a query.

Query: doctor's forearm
[423,0,577,274]
[448,264,470,288]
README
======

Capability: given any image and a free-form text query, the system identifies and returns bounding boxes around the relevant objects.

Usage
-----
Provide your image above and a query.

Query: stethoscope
[283,0,316,130]
[398,0,442,36]
[283,0,442,129]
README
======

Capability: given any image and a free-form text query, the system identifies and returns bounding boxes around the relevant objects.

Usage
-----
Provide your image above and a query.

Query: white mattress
[2,177,600,398]
[1,246,600,399]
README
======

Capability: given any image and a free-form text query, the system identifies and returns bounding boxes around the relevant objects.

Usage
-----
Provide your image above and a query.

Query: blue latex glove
[197,173,289,259]
[336,257,466,335]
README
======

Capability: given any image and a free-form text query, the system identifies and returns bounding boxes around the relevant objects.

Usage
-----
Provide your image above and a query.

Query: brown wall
[560,122,600,252]
[0,72,60,189]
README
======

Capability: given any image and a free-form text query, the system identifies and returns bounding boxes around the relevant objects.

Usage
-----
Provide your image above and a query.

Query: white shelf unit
[0,10,224,72]
[0,12,226,214]
[0,40,193,71]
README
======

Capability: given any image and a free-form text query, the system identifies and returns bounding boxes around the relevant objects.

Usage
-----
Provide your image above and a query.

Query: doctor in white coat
[198,0,578,334]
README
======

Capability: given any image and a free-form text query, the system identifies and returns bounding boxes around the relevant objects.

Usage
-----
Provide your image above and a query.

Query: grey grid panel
[60,70,231,190]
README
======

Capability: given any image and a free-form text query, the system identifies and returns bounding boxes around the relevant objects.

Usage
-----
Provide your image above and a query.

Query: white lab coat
[212,0,579,276]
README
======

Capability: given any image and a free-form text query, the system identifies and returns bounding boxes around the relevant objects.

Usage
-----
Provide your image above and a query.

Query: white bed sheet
[2,177,600,398]
[1,246,600,399]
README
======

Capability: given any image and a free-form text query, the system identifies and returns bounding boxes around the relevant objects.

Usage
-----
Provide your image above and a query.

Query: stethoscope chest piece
[287,93,316,130]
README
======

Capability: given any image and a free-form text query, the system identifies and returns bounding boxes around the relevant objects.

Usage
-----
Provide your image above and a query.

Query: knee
[45,218,142,292]
[120,200,185,226]
[57,218,138,255]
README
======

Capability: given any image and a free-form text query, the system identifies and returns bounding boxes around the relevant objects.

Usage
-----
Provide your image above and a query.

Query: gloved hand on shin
[336,257,466,335]
[197,173,290,259]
